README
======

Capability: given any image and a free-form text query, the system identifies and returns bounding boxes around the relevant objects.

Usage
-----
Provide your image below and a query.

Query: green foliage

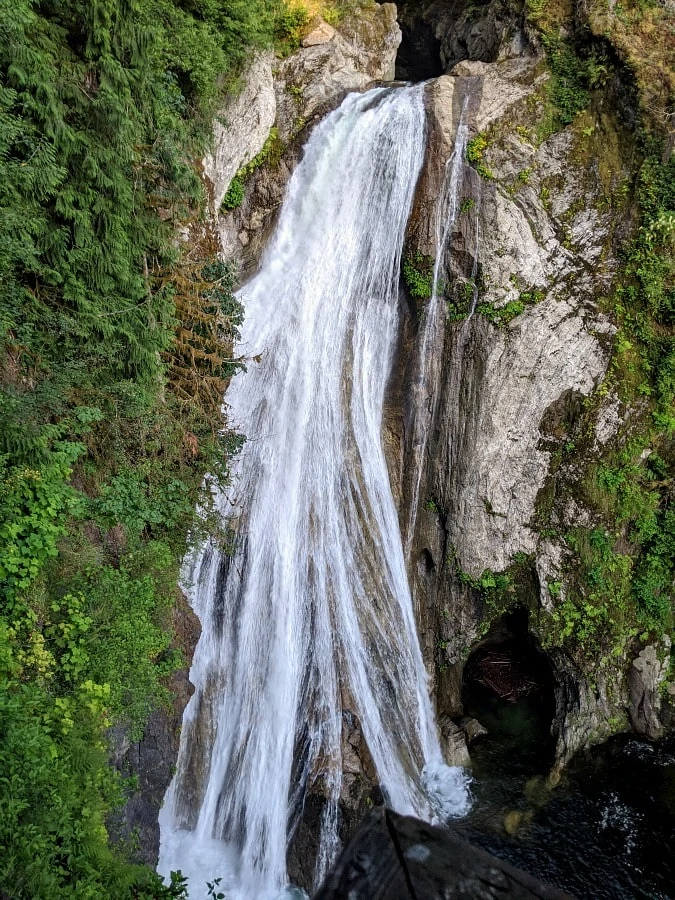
[0,449,83,605]
[55,543,180,736]
[542,39,591,128]
[207,878,227,900]
[544,528,635,657]
[589,443,673,631]
[632,508,675,625]
[477,299,525,325]
[576,141,675,643]
[92,471,193,539]
[477,287,544,327]
[241,126,285,177]
[221,127,285,212]
[466,133,493,179]
[0,0,266,894]
[274,4,310,55]
[0,621,190,899]
[459,568,513,594]
[222,176,245,210]
[614,144,675,424]
[525,27,613,141]
[446,279,476,322]
[402,250,434,300]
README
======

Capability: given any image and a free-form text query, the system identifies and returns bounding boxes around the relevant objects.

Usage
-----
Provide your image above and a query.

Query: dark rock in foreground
[314,809,575,900]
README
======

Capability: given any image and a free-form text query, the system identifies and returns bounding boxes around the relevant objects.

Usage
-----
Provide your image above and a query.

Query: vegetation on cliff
[0,0,278,895]
[462,0,674,674]
[528,0,674,663]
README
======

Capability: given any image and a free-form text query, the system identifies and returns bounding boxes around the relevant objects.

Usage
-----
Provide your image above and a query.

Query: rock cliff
[394,3,673,766]
[141,0,673,878]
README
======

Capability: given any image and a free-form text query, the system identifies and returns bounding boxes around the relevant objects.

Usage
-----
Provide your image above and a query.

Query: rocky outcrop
[274,2,399,140]
[629,636,672,740]
[440,299,607,577]
[208,3,401,272]
[395,33,643,764]
[315,808,576,899]
[203,53,277,214]
[395,0,527,80]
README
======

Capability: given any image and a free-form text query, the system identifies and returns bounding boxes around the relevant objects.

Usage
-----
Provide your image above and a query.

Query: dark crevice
[396,18,444,82]
[462,608,557,773]
[392,0,522,83]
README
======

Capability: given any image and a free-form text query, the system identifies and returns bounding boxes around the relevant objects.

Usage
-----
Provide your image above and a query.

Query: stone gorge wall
[395,6,673,766]
[133,3,675,874]
[207,2,401,276]
[113,0,674,875]
[206,0,673,784]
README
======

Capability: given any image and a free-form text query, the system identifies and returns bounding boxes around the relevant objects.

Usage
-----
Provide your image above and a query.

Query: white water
[158,85,471,900]
[404,99,470,554]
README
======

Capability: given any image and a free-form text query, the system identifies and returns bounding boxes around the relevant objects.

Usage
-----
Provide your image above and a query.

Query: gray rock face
[442,300,607,576]
[302,21,336,47]
[397,50,635,764]
[438,715,472,768]
[203,53,276,213]
[629,637,672,740]
[275,3,400,140]
[405,55,614,576]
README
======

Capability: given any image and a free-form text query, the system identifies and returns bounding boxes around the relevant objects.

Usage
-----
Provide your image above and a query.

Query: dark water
[452,694,675,899]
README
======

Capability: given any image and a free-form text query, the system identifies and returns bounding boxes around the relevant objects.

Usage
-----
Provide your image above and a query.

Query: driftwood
[472,651,539,702]
[314,809,576,900]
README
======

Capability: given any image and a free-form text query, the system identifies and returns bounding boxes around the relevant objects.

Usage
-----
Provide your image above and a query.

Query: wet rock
[439,715,472,768]
[504,809,531,835]
[549,649,629,769]
[629,637,672,740]
[315,808,576,899]
[462,716,488,744]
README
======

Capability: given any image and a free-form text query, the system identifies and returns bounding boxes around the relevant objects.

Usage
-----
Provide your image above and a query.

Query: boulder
[315,809,576,899]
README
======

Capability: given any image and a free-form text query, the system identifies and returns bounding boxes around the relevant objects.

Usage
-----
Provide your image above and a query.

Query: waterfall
[404,99,470,555]
[158,85,471,900]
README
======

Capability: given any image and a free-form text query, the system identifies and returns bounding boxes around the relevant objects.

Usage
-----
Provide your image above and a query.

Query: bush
[402,251,434,300]
[221,176,245,210]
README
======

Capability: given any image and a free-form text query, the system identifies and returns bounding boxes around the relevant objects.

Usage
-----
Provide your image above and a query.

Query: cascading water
[404,99,470,555]
[158,85,471,900]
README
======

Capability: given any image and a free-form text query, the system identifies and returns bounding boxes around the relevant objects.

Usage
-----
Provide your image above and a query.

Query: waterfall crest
[159,85,471,900]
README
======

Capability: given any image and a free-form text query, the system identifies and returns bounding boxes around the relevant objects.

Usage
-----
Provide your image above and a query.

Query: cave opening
[462,608,556,777]
[395,16,444,82]
[391,0,520,83]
